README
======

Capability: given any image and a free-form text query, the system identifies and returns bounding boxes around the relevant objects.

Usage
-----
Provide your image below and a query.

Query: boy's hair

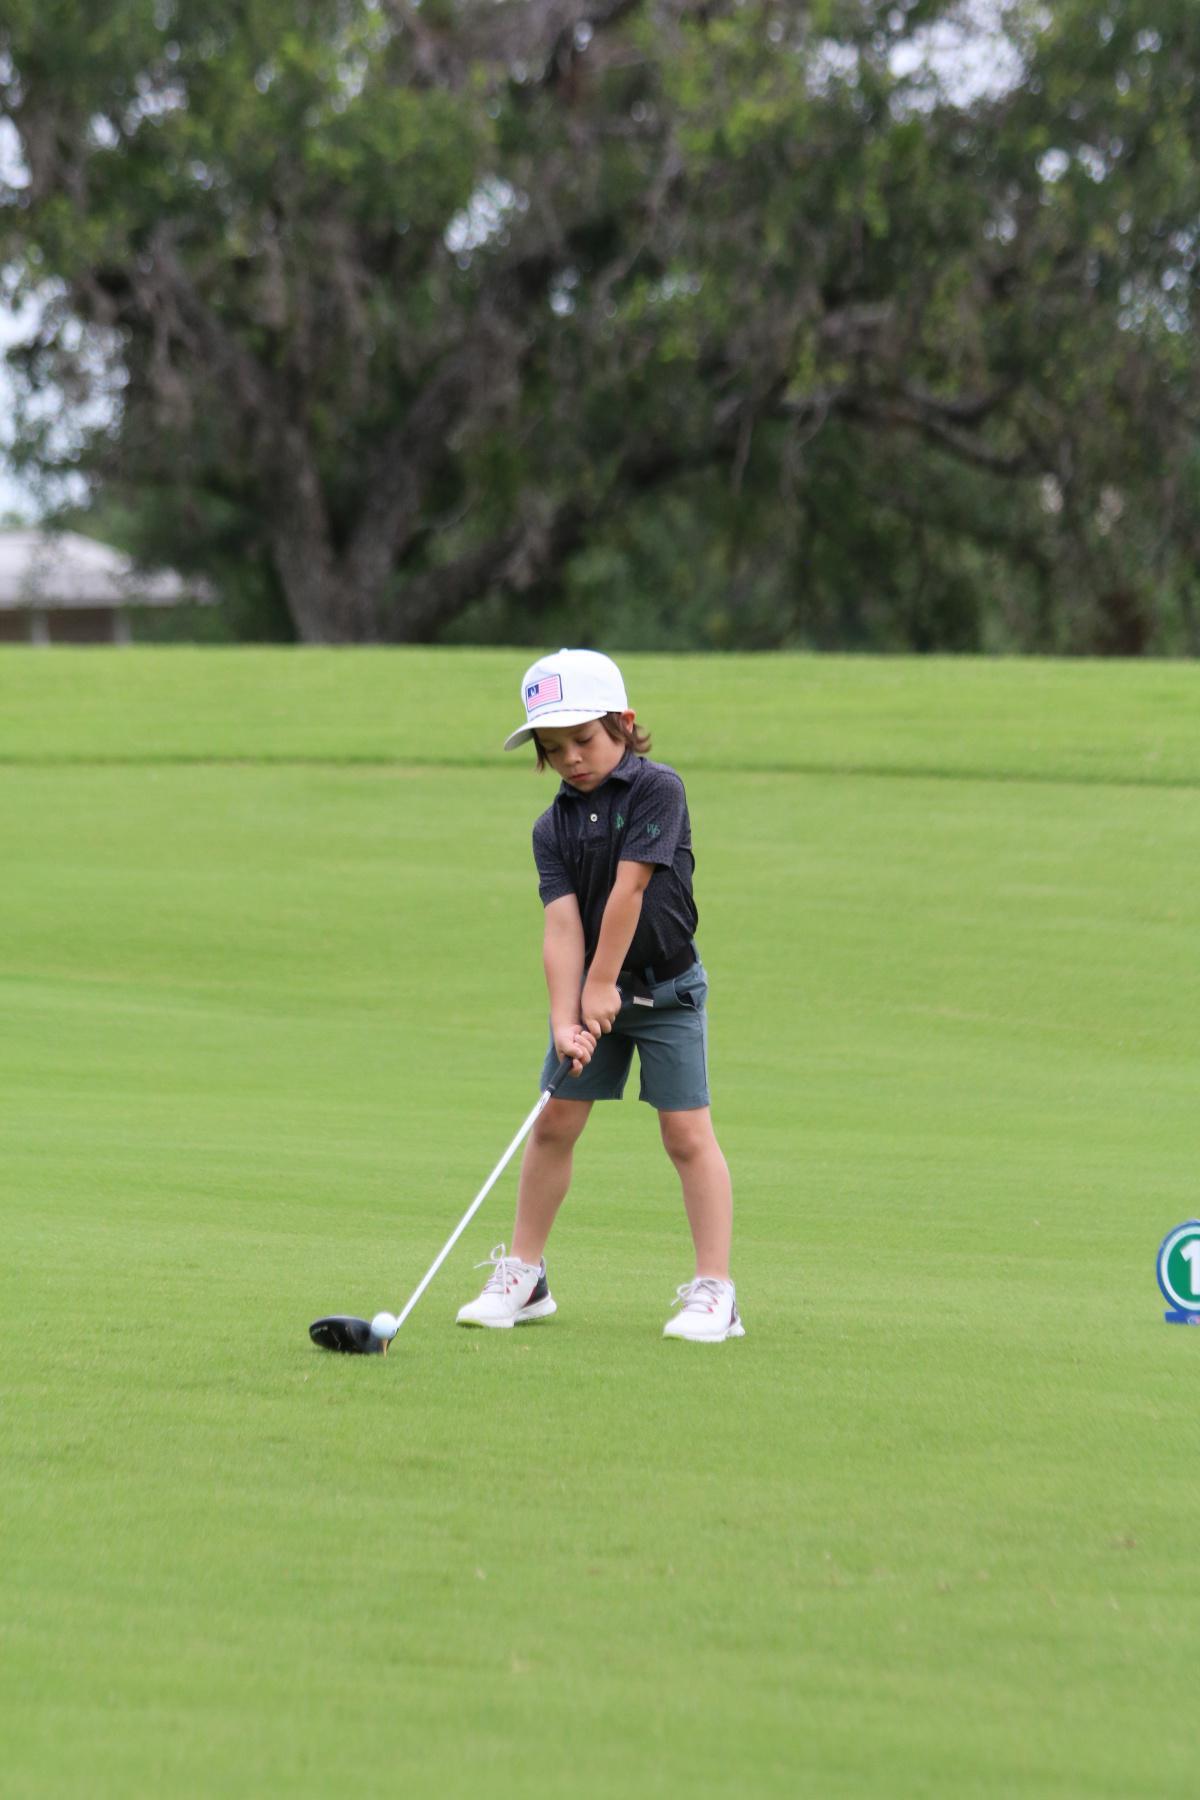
[533,713,651,771]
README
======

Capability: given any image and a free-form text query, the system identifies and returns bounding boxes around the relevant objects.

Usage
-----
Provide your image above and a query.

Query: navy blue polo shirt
[531,752,699,971]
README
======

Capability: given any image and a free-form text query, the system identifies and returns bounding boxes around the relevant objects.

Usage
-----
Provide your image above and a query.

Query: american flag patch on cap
[525,674,564,711]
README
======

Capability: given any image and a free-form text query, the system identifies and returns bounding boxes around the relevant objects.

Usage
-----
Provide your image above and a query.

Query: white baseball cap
[503,648,629,751]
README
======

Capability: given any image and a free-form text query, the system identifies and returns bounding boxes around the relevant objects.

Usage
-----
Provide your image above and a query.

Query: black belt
[617,942,696,997]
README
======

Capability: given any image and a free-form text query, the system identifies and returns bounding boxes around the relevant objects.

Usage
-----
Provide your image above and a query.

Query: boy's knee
[533,1098,592,1149]
[659,1107,714,1164]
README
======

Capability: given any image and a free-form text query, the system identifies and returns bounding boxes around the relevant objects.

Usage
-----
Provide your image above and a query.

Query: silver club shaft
[391,1063,570,1334]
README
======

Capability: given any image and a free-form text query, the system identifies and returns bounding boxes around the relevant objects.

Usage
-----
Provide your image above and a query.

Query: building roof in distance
[0,529,214,610]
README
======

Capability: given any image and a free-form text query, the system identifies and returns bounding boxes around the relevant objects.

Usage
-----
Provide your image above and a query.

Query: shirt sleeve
[532,814,573,907]
[619,766,688,869]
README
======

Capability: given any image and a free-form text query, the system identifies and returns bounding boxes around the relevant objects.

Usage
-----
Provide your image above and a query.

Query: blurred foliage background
[2,0,1198,653]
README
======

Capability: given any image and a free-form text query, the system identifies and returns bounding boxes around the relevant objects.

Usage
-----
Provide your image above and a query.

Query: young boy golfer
[456,648,743,1342]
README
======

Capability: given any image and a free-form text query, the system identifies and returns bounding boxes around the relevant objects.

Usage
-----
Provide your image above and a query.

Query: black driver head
[309,1315,386,1355]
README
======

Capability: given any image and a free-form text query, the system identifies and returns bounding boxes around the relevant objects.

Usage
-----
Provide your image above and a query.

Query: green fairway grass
[2,650,1198,1797]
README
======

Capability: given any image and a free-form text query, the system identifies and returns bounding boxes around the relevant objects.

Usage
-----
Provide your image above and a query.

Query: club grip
[546,1055,576,1095]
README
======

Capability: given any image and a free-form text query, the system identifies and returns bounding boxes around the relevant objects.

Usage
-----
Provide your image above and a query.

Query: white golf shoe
[455,1244,558,1329]
[662,1276,745,1342]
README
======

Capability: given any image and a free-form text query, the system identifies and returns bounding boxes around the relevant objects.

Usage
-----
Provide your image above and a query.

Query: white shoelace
[475,1243,533,1295]
[672,1276,730,1314]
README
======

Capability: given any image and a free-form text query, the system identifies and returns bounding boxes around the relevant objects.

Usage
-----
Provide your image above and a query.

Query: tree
[1,0,1198,649]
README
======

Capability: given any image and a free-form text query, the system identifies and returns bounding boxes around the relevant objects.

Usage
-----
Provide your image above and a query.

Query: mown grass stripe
[3,752,1199,791]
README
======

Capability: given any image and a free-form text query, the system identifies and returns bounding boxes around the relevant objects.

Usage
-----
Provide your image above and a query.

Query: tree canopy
[2,0,1198,651]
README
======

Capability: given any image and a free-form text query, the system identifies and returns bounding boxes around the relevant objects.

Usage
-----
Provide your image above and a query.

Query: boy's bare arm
[582,861,654,1035]
[543,896,596,1073]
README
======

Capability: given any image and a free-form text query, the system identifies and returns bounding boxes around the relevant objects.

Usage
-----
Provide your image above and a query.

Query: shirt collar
[555,749,640,802]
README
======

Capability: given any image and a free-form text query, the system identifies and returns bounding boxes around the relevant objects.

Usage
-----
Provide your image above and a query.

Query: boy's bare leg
[659,1107,733,1279]
[511,1097,593,1265]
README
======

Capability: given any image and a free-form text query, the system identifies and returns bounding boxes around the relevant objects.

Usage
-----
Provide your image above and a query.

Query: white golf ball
[370,1310,398,1342]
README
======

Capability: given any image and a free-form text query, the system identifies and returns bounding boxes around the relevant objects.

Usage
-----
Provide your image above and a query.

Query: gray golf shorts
[539,958,711,1111]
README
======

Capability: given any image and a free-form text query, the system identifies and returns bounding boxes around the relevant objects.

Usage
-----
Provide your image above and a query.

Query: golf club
[309,1053,575,1354]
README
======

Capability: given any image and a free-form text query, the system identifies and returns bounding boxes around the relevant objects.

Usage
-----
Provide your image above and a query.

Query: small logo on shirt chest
[615,812,625,831]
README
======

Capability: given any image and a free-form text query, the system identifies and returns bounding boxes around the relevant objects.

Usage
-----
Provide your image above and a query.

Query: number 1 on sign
[1181,1241,1200,1296]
